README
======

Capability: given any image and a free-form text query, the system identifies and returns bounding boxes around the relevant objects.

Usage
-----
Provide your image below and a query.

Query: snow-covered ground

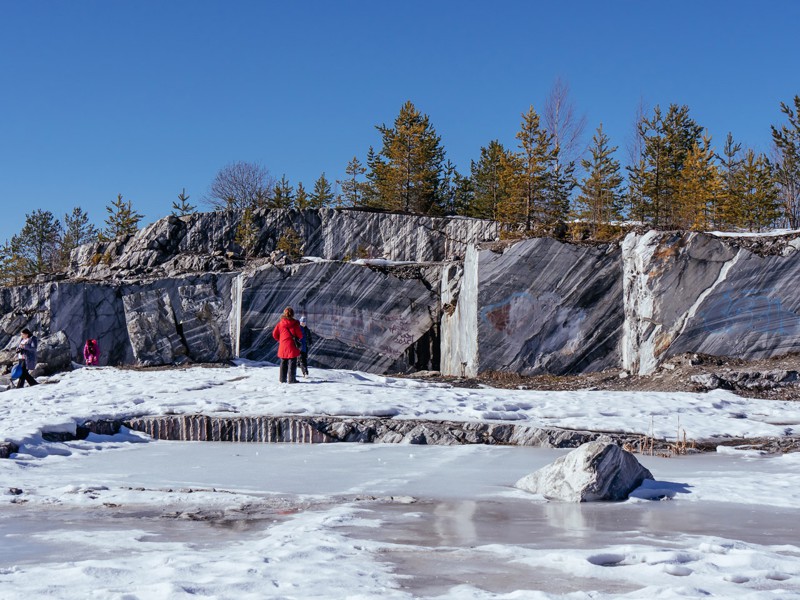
[1,364,800,598]
[3,363,800,451]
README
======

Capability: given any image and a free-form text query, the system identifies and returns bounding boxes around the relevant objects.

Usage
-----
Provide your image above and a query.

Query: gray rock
[34,331,72,376]
[123,289,189,366]
[237,261,440,372]
[515,441,654,502]
[442,238,623,377]
[622,231,800,375]
[68,209,498,281]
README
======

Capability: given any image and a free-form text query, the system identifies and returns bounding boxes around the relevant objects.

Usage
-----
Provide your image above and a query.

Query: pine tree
[271,175,295,209]
[295,182,311,210]
[11,209,63,275]
[770,95,800,228]
[470,141,509,220]
[717,133,745,228]
[470,140,521,224]
[337,156,367,207]
[171,188,196,217]
[0,239,29,286]
[515,106,556,228]
[740,150,781,232]
[575,124,624,236]
[104,194,143,239]
[368,101,446,214]
[235,207,259,257]
[276,226,303,260]
[310,173,335,208]
[673,136,721,231]
[58,206,98,269]
[633,104,704,228]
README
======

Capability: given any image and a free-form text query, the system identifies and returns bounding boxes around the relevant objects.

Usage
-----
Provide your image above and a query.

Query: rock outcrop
[67,208,498,281]
[442,238,623,377]
[515,440,654,502]
[622,231,800,375]
[3,209,800,378]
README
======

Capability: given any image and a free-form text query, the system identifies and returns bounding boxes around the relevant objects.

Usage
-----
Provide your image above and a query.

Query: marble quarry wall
[2,207,799,377]
[441,238,623,377]
[67,208,498,281]
[621,231,800,375]
[440,230,800,377]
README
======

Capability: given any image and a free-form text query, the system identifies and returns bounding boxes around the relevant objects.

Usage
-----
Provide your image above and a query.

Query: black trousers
[279,358,298,383]
[299,352,309,375]
[16,361,38,388]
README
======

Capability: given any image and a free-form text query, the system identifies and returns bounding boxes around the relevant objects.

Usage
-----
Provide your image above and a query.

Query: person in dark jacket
[272,306,303,384]
[16,328,39,388]
[298,315,313,377]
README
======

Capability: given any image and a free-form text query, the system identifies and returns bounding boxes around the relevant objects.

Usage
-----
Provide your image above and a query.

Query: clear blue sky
[1,0,798,242]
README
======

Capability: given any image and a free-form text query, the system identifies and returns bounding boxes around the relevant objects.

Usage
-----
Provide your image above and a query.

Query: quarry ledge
[3,414,797,456]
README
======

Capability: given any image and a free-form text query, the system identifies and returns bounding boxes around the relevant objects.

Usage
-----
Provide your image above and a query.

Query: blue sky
[1,1,798,243]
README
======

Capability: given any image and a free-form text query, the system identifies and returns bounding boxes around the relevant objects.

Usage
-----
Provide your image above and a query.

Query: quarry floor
[419,352,800,402]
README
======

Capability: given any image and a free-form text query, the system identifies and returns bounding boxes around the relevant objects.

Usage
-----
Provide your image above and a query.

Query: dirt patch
[404,352,800,402]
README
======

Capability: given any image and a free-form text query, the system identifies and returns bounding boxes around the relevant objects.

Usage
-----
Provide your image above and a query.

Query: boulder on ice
[515,440,653,502]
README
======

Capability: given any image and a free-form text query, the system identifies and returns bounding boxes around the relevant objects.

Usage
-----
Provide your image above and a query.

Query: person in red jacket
[272,306,304,383]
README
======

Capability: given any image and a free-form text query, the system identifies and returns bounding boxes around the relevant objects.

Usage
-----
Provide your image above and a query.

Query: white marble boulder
[515,441,653,502]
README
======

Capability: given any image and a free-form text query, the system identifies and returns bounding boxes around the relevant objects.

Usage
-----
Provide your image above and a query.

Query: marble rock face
[68,209,498,280]
[442,238,624,377]
[121,274,236,366]
[237,261,440,373]
[0,282,129,366]
[622,231,800,375]
[515,441,653,502]
[34,330,72,376]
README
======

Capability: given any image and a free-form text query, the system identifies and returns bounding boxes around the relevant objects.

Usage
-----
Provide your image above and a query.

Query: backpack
[10,363,22,380]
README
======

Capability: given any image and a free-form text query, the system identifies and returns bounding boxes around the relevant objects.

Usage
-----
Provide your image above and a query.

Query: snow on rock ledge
[515,440,654,502]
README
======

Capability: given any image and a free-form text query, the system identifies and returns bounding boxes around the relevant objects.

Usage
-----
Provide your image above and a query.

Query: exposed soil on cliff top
[410,352,800,402]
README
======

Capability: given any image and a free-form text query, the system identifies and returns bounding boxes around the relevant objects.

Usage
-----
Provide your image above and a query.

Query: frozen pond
[2,440,800,598]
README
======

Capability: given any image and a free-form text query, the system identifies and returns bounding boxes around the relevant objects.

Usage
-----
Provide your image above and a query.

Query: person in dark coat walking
[16,328,39,388]
[298,315,313,377]
[272,306,303,384]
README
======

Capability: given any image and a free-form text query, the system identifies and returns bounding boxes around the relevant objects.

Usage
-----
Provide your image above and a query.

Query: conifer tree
[770,95,800,228]
[235,207,259,257]
[171,188,196,217]
[470,140,519,221]
[739,150,781,232]
[11,209,63,275]
[103,194,143,239]
[59,206,98,269]
[368,101,446,214]
[516,106,556,228]
[337,156,367,207]
[271,175,295,209]
[276,226,303,260]
[310,173,335,208]
[0,240,29,286]
[438,160,463,215]
[717,133,745,228]
[295,182,311,210]
[633,104,704,228]
[673,136,721,231]
[575,124,624,236]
